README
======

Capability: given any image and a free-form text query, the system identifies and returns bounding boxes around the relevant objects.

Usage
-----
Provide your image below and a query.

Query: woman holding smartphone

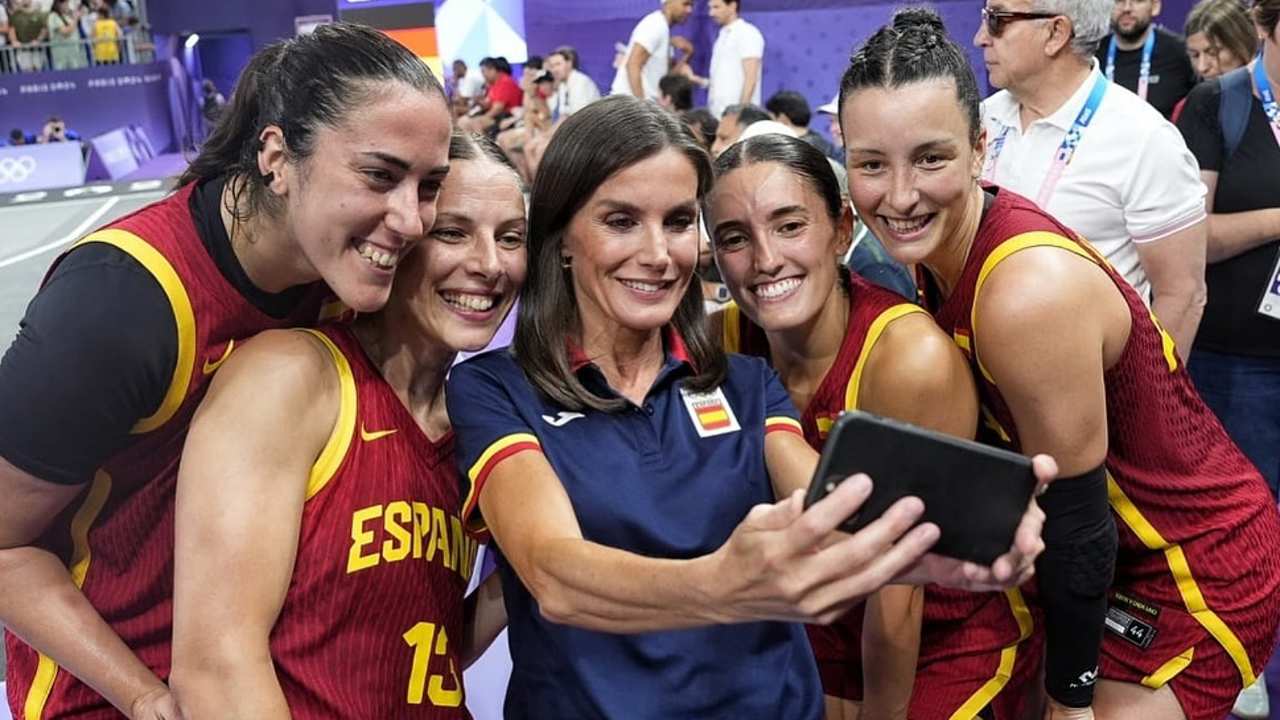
[706,133,1040,720]
[839,9,1280,719]
[445,95,1053,719]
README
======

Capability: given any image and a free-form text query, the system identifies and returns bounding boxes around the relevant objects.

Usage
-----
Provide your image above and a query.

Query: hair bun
[891,7,948,34]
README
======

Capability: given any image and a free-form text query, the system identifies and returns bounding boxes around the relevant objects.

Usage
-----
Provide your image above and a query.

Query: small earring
[560,256,572,269]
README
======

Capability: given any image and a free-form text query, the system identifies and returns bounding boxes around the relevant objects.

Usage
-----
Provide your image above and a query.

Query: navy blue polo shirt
[447,331,822,720]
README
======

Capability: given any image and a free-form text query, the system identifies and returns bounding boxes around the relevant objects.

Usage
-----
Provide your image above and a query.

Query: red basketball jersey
[723,276,1033,706]
[6,184,335,719]
[272,325,474,718]
[922,187,1280,689]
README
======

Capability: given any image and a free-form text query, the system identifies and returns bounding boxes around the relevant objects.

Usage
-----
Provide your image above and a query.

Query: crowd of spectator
[0,0,148,74]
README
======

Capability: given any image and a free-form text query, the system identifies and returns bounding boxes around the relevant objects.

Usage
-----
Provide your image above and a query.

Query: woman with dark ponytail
[841,8,1280,720]
[0,23,451,719]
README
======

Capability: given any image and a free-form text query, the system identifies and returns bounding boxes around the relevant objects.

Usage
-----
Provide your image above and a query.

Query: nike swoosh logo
[542,411,585,427]
[202,340,235,375]
[360,424,399,442]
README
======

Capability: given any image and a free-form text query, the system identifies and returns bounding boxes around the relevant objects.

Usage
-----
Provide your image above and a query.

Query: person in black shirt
[0,24,452,719]
[1175,0,1280,500]
[1096,0,1197,117]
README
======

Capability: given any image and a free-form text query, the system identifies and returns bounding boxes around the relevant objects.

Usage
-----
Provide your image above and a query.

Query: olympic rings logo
[0,156,38,184]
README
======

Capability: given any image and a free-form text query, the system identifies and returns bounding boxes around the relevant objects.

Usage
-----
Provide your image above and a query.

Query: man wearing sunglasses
[1094,0,1197,118]
[975,0,1207,372]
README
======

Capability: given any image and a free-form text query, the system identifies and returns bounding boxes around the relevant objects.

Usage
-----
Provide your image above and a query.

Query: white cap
[738,120,799,141]
[816,93,839,115]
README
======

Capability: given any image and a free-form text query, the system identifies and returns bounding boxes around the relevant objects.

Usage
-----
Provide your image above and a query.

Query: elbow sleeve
[1035,464,1117,708]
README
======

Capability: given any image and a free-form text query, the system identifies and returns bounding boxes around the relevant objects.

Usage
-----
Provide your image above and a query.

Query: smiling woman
[168,132,523,719]
[0,23,453,719]
[842,8,1280,720]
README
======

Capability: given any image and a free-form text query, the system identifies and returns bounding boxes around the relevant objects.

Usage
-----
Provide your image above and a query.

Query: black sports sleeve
[0,243,177,485]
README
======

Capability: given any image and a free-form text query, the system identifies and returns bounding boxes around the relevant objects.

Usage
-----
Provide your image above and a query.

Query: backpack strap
[1219,66,1253,162]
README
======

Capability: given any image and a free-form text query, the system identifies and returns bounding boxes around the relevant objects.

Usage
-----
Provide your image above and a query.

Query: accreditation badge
[1257,248,1280,321]
[680,386,741,438]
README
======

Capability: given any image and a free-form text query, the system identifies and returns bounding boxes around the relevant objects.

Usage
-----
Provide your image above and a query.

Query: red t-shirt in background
[486,73,523,111]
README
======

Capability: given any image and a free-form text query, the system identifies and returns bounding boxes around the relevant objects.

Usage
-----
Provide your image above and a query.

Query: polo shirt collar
[1039,59,1104,131]
[567,325,694,375]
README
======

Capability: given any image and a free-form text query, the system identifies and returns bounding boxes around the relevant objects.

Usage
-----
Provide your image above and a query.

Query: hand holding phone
[805,411,1038,565]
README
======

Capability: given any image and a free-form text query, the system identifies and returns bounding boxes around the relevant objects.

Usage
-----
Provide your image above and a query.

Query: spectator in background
[458,56,522,134]
[1184,0,1255,79]
[47,0,85,70]
[546,45,601,120]
[711,102,770,156]
[1174,0,1280,573]
[7,128,29,146]
[38,115,68,143]
[0,2,11,74]
[658,73,694,111]
[451,58,486,117]
[680,108,718,151]
[814,94,845,164]
[765,90,839,160]
[91,5,120,64]
[975,0,1208,359]
[1095,0,1197,117]
[610,0,695,100]
[1169,0,1255,121]
[684,0,763,118]
[201,79,226,125]
[9,0,49,72]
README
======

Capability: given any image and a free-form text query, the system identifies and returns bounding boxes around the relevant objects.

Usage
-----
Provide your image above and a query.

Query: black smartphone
[803,410,1037,565]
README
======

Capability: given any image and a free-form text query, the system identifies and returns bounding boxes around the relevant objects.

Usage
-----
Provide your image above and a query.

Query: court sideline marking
[0,197,121,270]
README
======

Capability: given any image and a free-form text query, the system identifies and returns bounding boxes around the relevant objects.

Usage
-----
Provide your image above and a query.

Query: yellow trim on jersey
[844,304,927,411]
[764,416,803,435]
[299,329,358,501]
[721,301,741,354]
[969,232,1094,387]
[816,417,835,436]
[462,433,543,519]
[949,588,1035,720]
[23,471,112,720]
[1106,474,1256,687]
[74,229,197,434]
[1147,310,1180,373]
[1142,646,1195,689]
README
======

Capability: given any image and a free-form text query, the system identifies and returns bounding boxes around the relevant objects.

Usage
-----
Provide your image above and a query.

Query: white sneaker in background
[1233,674,1270,720]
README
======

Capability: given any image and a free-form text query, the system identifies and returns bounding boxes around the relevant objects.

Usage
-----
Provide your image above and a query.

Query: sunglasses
[981,7,1061,37]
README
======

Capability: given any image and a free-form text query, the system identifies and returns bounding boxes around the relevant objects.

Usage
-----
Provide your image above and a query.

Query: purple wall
[148,0,337,50]
[0,62,176,153]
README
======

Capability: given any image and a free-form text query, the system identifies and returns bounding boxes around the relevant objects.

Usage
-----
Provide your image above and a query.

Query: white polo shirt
[610,10,670,101]
[980,61,1206,301]
[456,71,485,100]
[549,69,601,119]
[708,18,765,118]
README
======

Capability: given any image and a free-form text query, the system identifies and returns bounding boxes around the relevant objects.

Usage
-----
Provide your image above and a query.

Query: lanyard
[1254,52,1280,151]
[1106,29,1156,101]
[986,72,1110,209]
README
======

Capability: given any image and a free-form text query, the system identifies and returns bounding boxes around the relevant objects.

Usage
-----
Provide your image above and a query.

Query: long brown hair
[515,95,726,412]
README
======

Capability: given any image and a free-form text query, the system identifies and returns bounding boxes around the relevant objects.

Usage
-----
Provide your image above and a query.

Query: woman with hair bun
[840,7,1280,719]
[0,23,452,718]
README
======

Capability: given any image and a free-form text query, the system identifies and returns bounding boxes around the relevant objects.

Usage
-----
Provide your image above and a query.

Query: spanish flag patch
[680,386,741,438]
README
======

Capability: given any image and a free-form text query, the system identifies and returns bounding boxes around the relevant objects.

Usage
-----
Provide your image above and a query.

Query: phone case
[803,411,1036,565]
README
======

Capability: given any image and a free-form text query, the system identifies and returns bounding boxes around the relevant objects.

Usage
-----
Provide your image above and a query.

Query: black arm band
[1035,463,1117,708]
